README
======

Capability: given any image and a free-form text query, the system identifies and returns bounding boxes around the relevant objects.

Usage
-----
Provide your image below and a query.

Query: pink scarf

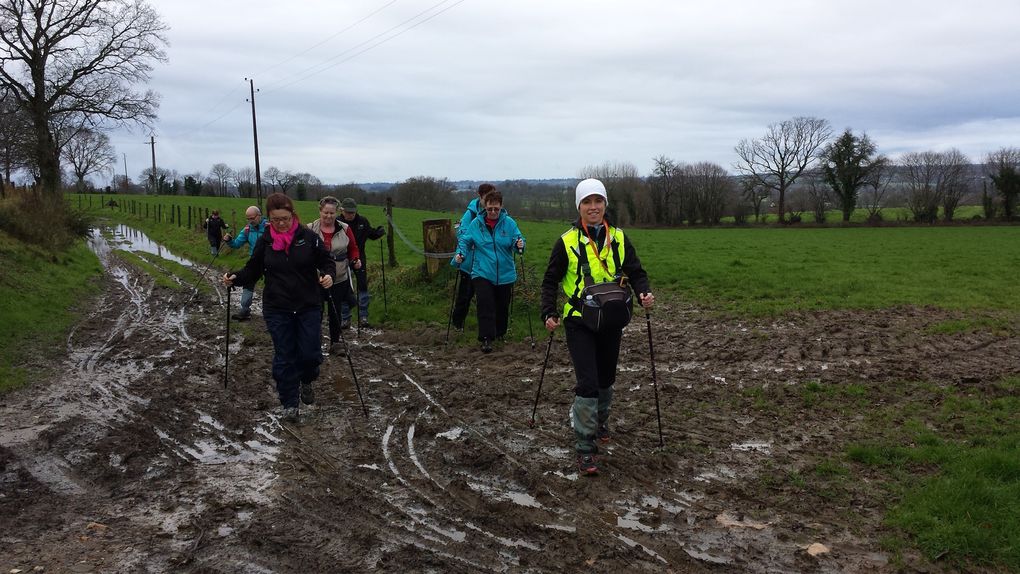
[269,214,300,252]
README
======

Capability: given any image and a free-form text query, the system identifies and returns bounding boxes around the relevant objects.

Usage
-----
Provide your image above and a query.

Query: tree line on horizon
[0,1,1018,230]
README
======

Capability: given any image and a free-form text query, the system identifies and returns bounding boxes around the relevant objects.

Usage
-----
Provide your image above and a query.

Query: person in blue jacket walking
[449,183,492,330]
[454,190,525,353]
[223,205,268,320]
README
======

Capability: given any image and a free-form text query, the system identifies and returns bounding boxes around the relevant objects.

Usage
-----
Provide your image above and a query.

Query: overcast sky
[106,0,1020,186]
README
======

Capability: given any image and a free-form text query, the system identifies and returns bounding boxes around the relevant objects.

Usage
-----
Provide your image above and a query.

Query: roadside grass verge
[0,230,102,393]
[741,377,1020,571]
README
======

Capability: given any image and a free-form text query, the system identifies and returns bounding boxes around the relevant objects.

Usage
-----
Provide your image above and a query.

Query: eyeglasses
[484,207,501,212]
[270,216,292,224]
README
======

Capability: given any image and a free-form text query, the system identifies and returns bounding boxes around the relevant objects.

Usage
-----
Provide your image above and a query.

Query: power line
[161,2,405,141]
[257,0,402,77]
[263,0,467,96]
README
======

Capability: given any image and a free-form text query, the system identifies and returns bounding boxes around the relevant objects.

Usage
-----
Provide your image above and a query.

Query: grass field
[75,193,1020,322]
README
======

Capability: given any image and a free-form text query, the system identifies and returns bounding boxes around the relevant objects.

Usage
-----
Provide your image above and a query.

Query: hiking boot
[300,383,315,406]
[340,319,352,330]
[232,311,251,321]
[480,339,493,353]
[358,319,371,329]
[282,407,299,423]
[598,423,611,443]
[328,341,346,356]
[577,454,600,476]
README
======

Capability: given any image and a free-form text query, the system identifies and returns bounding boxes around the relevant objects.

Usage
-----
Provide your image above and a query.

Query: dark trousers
[473,278,512,342]
[264,307,323,408]
[564,317,623,398]
[323,279,356,342]
[451,270,474,328]
[340,267,370,322]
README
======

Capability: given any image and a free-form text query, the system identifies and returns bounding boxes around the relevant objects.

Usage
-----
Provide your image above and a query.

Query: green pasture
[73,193,1020,322]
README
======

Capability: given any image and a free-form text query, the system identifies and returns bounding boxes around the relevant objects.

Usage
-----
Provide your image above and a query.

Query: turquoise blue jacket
[454,208,524,286]
[227,218,268,256]
[450,198,483,273]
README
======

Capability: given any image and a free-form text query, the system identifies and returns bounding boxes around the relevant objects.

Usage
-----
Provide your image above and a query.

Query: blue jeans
[239,287,254,314]
[264,307,323,408]
[340,267,371,322]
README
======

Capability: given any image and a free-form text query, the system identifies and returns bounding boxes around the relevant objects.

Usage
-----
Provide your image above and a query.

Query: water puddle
[88,224,194,267]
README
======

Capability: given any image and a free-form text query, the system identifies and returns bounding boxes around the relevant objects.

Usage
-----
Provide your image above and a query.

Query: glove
[376,226,386,236]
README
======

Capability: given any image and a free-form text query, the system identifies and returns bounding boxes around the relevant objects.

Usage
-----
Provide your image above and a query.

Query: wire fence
[384,211,457,259]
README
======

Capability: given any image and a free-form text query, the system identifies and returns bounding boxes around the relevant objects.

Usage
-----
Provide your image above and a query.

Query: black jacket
[231,226,335,313]
[342,213,385,261]
[204,216,229,242]
[540,219,650,320]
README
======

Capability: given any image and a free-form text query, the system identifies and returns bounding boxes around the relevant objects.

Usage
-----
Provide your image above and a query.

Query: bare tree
[900,150,968,223]
[739,178,771,223]
[0,92,31,190]
[394,176,456,211]
[139,166,171,194]
[234,166,256,199]
[802,171,830,223]
[820,129,888,221]
[985,147,1020,220]
[939,148,969,222]
[861,160,895,221]
[649,156,680,225]
[264,166,297,195]
[291,172,322,201]
[734,116,832,223]
[577,161,648,226]
[901,151,941,223]
[209,162,234,197]
[61,128,115,191]
[0,0,168,195]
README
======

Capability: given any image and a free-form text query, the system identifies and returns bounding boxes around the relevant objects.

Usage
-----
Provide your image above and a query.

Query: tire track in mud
[323,329,905,573]
[312,337,692,571]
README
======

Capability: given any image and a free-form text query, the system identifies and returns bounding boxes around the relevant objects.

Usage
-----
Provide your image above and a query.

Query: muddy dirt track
[2,235,1019,573]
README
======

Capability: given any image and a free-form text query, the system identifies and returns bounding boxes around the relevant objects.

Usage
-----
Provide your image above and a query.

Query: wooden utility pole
[145,135,157,194]
[246,78,264,212]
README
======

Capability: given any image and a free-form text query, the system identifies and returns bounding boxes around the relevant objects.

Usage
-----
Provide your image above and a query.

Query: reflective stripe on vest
[560,226,626,319]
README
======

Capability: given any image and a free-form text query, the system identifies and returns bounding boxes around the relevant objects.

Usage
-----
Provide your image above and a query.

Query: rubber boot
[597,387,613,443]
[572,396,600,475]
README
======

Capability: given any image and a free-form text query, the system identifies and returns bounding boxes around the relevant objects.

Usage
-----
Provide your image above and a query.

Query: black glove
[376,226,386,236]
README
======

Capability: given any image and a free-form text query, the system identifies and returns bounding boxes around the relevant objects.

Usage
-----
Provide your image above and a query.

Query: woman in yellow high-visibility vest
[540,178,655,476]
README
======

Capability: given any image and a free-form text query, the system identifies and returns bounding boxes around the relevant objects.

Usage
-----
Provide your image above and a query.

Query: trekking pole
[322,275,368,418]
[517,248,535,349]
[379,239,388,321]
[223,286,232,389]
[181,240,227,309]
[529,331,555,427]
[350,270,360,336]
[445,268,460,346]
[645,309,664,447]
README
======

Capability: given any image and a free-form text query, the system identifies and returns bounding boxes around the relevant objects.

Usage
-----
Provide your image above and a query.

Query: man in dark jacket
[203,210,229,256]
[338,197,386,328]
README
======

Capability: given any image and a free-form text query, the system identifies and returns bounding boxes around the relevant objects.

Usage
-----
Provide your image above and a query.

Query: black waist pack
[579,279,632,332]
